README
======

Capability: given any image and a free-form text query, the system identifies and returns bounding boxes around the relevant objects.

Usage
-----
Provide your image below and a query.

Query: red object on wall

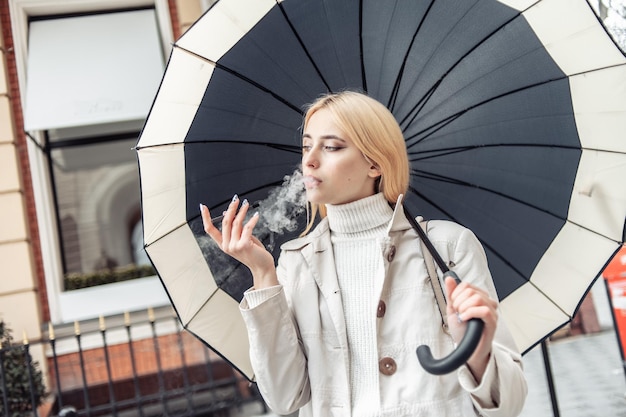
[603,245,626,361]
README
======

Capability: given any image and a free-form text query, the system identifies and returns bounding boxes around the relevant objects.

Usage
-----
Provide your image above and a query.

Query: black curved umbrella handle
[416,270,485,375]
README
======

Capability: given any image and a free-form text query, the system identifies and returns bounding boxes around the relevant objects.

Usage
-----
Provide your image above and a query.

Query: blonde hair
[301,91,409,235]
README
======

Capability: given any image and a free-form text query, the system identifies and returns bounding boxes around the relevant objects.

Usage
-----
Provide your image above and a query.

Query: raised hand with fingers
[200,195,279,289]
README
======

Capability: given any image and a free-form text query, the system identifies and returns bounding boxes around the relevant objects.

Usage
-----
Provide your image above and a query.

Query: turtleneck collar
[325,193,393,235]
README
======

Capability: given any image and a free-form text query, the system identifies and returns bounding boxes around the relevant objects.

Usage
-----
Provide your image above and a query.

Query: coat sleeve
[441,225,528,417]
[239,251,311,415]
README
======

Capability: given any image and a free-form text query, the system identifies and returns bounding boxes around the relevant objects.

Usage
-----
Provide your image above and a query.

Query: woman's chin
[305,190,325,205]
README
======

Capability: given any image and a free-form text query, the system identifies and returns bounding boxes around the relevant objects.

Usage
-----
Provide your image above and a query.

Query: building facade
[0,0,212,398]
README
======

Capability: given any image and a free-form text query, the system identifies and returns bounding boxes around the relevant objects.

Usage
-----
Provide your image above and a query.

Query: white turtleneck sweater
[325,193,392,416]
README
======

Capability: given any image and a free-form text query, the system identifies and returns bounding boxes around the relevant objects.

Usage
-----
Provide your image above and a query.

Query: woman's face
[301,108,380,205]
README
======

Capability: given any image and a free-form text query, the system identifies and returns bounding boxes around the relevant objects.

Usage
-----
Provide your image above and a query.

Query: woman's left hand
[444,276,498,382]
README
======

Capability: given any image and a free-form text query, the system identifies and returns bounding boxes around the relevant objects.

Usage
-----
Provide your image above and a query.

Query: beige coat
[240,203,527,416]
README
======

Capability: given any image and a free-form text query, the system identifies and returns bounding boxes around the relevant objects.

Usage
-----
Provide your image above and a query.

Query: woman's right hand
[200,195,279,289]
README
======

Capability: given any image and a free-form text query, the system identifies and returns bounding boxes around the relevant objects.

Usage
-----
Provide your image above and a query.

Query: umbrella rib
[407,142,626,160]
[407,143,581,161]
[391,1,493,116]
[144,219,194,249]
[387,0,435,111]
[186,140,302,155]
[137,140,301,154]
[359,0,366,92]
[186,262,249,325]
[409,168,569,222]
[480,236,574,321]
[276,3,333,92]
[408,183,582,321]
[143,179,287,249]
[403,75,574,149]
[479,240,574,321]
[410,166,623,243]
[397,7,523,128]
[174,45,304,115]
[402,62,626,149]
[417,59,626,137]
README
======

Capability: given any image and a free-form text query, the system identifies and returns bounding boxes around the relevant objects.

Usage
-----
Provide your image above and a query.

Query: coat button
[379,357,397,375]
[386,245,396,262]
[376,300,386,318]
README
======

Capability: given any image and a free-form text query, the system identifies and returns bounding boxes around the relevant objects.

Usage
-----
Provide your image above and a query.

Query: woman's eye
[301,144,343,153]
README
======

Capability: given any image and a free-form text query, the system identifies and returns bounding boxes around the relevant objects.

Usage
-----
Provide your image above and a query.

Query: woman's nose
[303,149,319,168]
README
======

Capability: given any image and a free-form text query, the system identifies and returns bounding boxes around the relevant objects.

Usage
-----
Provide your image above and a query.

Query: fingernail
[242,199,249,206]
[199,203,204,212]
[253,212,259,217]
[232,194,238,202]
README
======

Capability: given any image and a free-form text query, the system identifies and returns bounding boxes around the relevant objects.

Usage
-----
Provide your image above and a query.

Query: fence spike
[48,322,55,341]
[99,315,106,331]
[124,311,131,326]
[22,330,28,345]
[148,307,155,323]
[74,321,81,336]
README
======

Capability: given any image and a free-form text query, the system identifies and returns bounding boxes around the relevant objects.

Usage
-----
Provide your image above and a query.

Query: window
[14,1,174,322]
[26,8,164,291]
[48,131,154,290]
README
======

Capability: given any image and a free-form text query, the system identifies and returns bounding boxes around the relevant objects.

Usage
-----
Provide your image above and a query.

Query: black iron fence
[0,308,266,417]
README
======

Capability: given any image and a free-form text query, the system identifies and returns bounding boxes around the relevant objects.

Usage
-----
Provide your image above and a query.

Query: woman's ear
[368,164,382,179]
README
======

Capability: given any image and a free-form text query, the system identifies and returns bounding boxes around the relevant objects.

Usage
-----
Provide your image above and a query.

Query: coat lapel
[300,224,348,349]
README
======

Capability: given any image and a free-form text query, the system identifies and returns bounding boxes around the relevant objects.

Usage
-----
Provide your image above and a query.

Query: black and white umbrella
[136,0,626,380]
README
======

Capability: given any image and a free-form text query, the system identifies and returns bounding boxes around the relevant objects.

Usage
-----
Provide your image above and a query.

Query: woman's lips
[303,175,321,188]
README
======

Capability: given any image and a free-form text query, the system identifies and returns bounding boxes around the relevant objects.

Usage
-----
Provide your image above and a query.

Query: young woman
[200,91,527,416]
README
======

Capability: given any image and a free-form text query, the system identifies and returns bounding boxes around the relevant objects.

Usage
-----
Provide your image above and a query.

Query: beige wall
[0,12,42,343]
